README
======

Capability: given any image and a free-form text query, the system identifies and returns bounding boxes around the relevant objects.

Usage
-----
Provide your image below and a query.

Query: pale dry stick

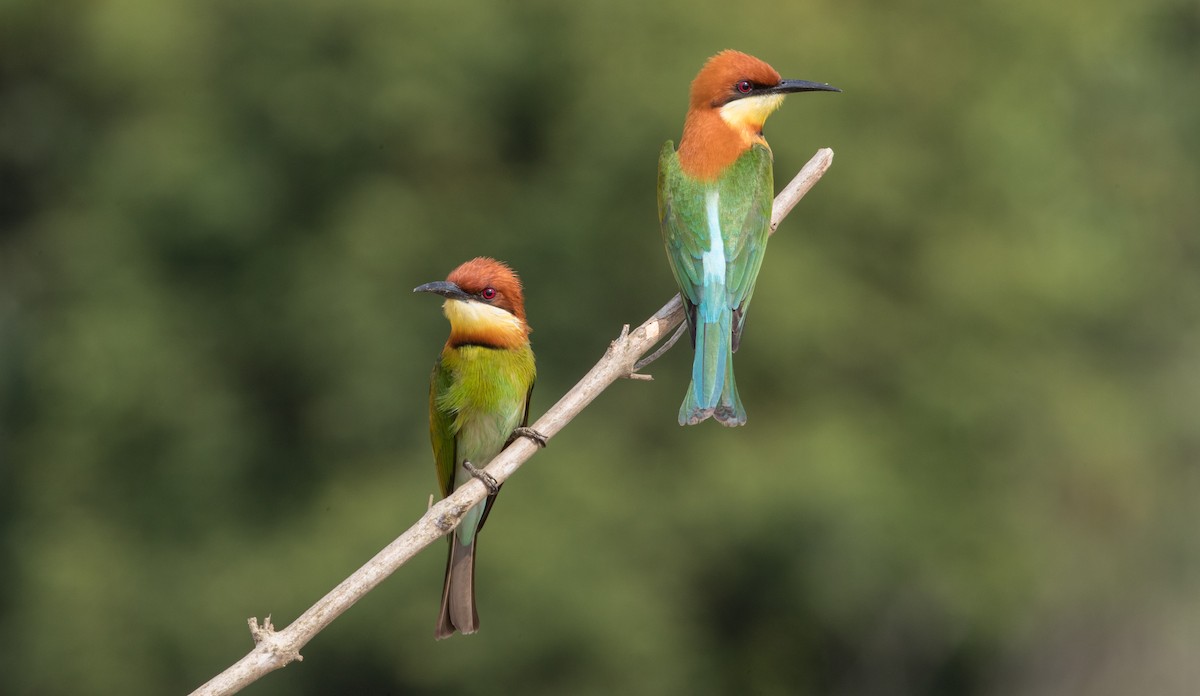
[188,147,834,696]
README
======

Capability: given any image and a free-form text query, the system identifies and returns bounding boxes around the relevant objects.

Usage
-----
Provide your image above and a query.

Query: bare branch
[188,147,834,696]
[771,148,835,235]
[631,320,687,374]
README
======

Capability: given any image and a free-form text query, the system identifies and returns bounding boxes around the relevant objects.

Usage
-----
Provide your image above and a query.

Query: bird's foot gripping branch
[506,427,548,448]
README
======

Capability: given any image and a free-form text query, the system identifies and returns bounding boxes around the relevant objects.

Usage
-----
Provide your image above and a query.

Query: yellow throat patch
[443,299,527,348]
[718,93,785,143]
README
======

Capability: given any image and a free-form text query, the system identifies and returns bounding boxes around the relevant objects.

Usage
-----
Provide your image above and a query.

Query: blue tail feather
[713,346,747,427]
[680,302,740,425]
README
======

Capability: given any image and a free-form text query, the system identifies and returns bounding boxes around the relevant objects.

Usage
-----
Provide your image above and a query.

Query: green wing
[722,145,774,349]
[430,355,457,499]
[658,141,707,315]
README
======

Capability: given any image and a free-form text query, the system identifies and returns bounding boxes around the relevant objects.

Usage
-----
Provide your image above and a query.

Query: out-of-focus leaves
[1,0,1197,694]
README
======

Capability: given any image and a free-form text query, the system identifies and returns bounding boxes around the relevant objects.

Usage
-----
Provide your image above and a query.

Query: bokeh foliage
[2,0,1198,694]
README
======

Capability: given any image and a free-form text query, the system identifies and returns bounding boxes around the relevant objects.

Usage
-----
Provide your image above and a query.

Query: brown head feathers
[446,256,528,325]
[435,257,531,349]
[688,50,782,111]
[676,50,784,180]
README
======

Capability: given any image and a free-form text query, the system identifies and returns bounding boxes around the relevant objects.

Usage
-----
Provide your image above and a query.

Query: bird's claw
[462,460,499,495]
[507,426,548,449]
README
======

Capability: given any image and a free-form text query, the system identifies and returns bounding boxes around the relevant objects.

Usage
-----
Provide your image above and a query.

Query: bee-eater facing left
[659,50,838,426]
[414,257,540,639]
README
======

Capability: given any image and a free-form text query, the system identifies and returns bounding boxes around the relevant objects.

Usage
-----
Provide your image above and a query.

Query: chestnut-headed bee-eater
[414,257,542,639]
[658,50,838,426]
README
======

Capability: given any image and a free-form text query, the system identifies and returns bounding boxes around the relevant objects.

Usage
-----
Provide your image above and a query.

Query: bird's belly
[453,406,523,489]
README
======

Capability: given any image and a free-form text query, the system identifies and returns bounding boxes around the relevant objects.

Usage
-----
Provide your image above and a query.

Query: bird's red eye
[736,80,753,94]
[481,287,497,300]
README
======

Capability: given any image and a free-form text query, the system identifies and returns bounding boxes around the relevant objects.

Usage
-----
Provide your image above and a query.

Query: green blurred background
[2,0,1198,693]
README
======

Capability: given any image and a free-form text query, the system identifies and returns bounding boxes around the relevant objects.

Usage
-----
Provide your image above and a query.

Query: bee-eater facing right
[658,50,838,426]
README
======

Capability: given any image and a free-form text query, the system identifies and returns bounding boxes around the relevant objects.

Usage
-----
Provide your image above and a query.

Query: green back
[657,142,774,342]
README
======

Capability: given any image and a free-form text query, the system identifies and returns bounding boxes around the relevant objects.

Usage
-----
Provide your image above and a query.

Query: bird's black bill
[768,79,841,95]
[413,280,473,301]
